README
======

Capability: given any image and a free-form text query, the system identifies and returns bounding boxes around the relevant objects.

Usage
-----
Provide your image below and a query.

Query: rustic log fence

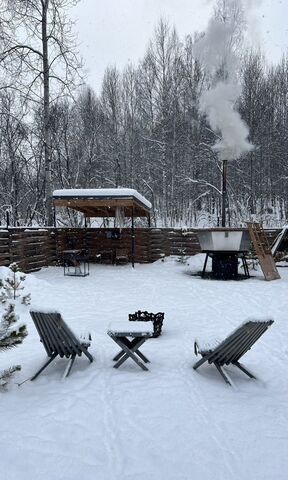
[0,229,57,272]
[0,227,281,273]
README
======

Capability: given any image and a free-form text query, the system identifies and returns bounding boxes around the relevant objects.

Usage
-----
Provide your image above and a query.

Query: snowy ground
[1,256,288,480]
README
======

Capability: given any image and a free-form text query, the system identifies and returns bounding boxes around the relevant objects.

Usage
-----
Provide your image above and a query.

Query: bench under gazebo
[53,188,152,267]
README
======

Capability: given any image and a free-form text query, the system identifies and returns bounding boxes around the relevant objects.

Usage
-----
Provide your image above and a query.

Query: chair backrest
[209,320,273,366]
[30,310,83,358]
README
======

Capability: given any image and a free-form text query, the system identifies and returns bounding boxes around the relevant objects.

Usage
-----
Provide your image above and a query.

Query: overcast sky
[71,0,288,92]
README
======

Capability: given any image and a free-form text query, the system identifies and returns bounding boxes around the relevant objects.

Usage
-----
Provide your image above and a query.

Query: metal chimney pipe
[221,160,228,227]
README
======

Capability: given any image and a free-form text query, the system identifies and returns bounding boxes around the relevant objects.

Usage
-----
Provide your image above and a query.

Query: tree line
[0,2,288,227]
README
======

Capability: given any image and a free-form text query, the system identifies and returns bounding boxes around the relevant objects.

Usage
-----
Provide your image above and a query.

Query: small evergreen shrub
[1,263,31,304]
[0,263,30,390]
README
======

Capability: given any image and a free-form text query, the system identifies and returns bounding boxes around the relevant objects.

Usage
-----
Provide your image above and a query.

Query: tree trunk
[42,0,53,225]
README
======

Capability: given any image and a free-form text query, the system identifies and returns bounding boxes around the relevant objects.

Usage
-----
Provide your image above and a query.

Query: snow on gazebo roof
[53,188,152,218]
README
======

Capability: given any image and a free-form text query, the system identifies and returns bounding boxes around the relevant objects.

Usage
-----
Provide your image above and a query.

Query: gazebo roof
[53,188,152,218]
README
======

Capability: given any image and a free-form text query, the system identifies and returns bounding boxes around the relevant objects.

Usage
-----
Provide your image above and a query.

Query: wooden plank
[247,222,280,281]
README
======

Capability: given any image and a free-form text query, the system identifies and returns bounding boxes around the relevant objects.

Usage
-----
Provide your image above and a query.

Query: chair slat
[232,323,270,362]
[31,311,55,356]
[209,327,248,364]
[213,323,263,365]
[44,313,68,357]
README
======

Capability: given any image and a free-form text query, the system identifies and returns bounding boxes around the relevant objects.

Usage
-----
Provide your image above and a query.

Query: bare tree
[0,10,286,228]
[0,90,29,225]
[0,0,82,225]
[101,66,123,187]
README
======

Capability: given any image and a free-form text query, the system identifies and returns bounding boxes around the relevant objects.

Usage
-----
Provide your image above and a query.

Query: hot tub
[197,230,250,252]
[197,229,251,279]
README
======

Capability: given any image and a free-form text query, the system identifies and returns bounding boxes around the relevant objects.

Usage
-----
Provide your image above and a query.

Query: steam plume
[195,0,256,161]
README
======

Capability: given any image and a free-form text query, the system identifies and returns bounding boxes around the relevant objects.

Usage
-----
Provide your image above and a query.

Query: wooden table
[107,321,154,371]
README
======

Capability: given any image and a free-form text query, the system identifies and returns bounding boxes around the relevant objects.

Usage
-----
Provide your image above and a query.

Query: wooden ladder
[247,222,280,281]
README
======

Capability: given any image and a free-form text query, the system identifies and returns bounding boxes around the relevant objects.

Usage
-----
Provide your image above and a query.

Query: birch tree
[0,0,82,225]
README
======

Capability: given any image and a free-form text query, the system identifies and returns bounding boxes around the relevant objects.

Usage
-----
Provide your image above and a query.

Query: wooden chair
[100,249,114,264]
[193,319,273,385]
[30,310,93,380]
[115,248,129,265]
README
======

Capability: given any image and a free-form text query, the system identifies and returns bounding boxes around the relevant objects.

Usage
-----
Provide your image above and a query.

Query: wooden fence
[0,229,57,273]
[55,227,211,264]
[0,227,281,273]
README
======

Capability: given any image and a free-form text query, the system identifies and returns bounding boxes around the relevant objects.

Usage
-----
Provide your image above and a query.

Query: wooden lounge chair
[30,310,93,380]
[193,319,273,385]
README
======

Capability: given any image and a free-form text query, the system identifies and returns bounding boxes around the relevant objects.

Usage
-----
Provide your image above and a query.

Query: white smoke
[195,0,257,161]
[194,16,238,79]
[200,82,253,160]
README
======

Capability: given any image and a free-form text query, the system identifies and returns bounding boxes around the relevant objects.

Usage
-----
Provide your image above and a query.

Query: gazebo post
[84,215,87,255]
[131,207,135,268]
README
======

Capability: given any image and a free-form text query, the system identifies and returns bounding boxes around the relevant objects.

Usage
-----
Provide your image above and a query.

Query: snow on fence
[0,227,281,273]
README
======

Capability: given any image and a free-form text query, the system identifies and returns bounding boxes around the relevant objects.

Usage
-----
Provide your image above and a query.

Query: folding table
[107,321,154,371]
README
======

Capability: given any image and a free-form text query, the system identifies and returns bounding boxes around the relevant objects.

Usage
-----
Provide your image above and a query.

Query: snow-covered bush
[176,248,188,264]
[0,304,27,390]
[0,263,31,305]
[0,263,30,390]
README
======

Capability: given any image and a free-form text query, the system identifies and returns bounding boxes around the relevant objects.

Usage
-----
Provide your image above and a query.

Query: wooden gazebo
[53,188,152,267]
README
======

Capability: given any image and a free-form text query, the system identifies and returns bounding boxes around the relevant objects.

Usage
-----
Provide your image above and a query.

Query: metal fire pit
[197,230,251,280]
[128,311,164,338]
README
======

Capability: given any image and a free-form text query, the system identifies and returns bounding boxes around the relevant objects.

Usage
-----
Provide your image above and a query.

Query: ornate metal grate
[128,310,164,338]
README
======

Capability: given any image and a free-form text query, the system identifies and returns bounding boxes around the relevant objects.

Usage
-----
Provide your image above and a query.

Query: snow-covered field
[1,256,288,480]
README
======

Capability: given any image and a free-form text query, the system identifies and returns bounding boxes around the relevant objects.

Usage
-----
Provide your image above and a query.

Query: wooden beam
[53,197,150,217]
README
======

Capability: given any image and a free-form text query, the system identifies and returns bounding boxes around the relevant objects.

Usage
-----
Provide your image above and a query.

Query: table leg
[113,337,150,363]
[111,336,149,371]
[242,254,250,278]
